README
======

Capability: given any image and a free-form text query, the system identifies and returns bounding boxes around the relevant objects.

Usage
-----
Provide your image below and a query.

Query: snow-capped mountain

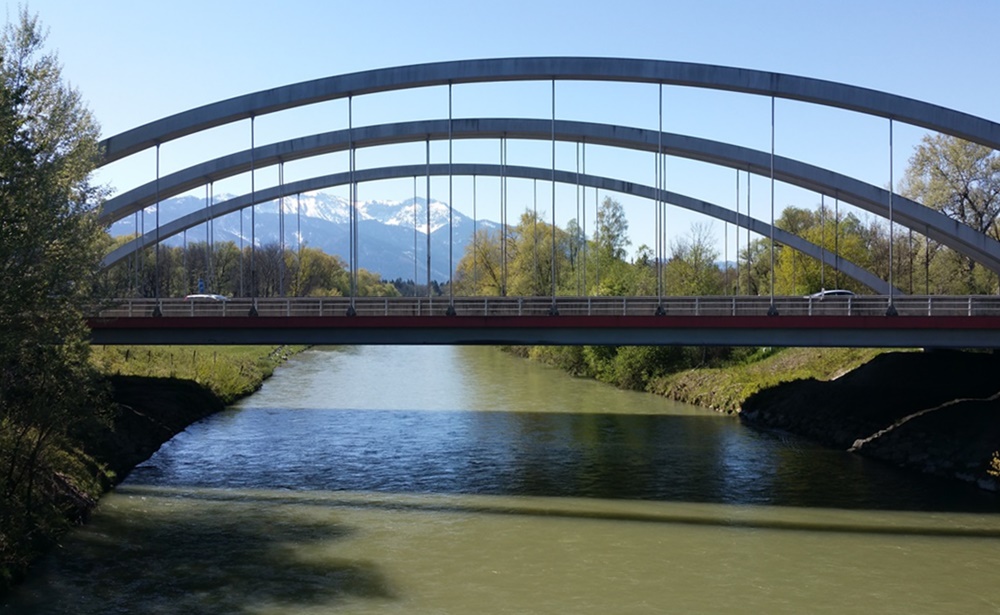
[109,192,498,281]
[291,192,461,235]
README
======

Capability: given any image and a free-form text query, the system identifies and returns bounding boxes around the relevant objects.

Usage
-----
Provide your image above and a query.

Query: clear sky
[18,0,1000,261]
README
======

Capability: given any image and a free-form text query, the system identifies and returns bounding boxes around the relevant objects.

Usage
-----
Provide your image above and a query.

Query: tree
[594,196,630,261]
[903,134,1000,293]
[0,10,110,580]
[664,223,724,296]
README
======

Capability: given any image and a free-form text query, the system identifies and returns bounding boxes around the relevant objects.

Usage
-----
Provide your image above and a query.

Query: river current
[5,345,1000,614]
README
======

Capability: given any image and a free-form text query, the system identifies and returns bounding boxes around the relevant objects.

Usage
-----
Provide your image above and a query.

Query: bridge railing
[88,295,1000,319]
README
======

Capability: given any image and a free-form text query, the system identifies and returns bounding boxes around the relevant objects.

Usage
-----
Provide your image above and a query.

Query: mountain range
[110,192,499,281]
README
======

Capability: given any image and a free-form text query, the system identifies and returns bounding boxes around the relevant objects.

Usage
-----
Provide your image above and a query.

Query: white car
[183,294,229,301]
[805,289,855,299]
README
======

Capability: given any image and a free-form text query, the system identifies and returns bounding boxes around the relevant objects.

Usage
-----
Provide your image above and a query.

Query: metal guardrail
[89,295,1000,319]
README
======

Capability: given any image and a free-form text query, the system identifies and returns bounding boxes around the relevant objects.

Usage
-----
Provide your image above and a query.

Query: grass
[647,347,890,413]
[90,345,307,404]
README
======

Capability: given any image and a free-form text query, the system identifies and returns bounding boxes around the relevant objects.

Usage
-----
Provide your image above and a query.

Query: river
[5,345,1000,614]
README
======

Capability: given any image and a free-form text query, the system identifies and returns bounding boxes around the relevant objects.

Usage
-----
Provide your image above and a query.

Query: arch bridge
[89,57,1000,346]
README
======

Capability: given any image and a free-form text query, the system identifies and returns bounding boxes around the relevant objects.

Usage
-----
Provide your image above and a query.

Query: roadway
[87,295,1000,348]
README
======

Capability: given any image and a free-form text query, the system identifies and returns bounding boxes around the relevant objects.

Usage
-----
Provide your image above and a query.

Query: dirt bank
[84,375,226,487]
[739,350,1000,491]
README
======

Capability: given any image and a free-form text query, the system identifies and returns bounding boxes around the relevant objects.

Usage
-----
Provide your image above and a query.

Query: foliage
[98,241,400,299]
[0,9,109,590]
[594,196,631,261]
[903,134,1000,293]
[665,223,724,295]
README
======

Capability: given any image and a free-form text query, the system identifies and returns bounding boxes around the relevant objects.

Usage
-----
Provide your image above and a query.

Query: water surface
[5,346,999,614]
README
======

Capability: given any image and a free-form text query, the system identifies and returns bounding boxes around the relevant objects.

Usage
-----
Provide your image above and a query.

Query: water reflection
[129,406,997,513]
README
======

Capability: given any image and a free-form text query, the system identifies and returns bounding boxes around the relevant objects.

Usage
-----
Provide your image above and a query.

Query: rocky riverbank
[739,350,1000,492]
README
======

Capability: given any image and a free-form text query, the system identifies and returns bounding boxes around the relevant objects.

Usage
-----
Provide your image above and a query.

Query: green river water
[4,345,1000,614]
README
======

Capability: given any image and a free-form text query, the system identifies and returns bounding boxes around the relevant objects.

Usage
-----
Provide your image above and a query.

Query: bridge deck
[87,296,1000,347]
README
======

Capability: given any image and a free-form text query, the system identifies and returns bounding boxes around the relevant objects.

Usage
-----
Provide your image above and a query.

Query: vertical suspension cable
[887,118,897,314]
[924,232,929,295]
[425,138,431,299]
[296,191,301,295]
[657,83,663,305]
[908,228,914,294]
[735,170,740,295]
[768,97,777,314]
[348,97,356,310]
[133,210,140,296]
[448,82,455,311]
[154,145,161,314]
[820,194,826,290]
[661,129,668,298]
[746,169,751,295]
[278,161,285,297]
[209,182,215,292]
[205,183,211,293]
[575,141,581,295]
[550,79,557,311]
[595,187,600,292]
[473,175,478,291]
[835,196,841,290]
[582,142,587,294]
[501,136,507,296]
[239,187,244,297]
[413,175,418,293]
[246,119,258,311]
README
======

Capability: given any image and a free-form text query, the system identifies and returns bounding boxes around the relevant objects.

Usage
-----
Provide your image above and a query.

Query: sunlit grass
[90,345,307,404]
[649,347,890,413]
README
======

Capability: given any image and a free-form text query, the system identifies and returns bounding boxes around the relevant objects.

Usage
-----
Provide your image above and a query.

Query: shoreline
[509,345,1000,494]
[0,345,300,593]
[738,350,1000,492]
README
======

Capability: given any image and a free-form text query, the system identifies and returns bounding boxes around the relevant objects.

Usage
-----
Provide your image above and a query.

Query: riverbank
[89,344,305,487]
[508,344,1000,492]
[740,350,1000,491]
[648,347,886,413]
[0,345,301,593]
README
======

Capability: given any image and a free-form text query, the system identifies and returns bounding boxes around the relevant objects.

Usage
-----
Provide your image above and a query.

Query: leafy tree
[904,134,1000,239]
[453,227,504,295]
[664,223,723,295]
[0,10,110,584]
[594,196,630,261]
[903,134,1000,293]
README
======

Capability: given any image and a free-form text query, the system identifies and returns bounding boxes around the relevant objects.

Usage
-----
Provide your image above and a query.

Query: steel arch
[103,162,900,294]
[98,118,1000,273]
[99,57,1000,163]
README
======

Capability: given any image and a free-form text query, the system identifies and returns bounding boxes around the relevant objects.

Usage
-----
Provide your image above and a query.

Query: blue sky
[21,0,1000,260]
